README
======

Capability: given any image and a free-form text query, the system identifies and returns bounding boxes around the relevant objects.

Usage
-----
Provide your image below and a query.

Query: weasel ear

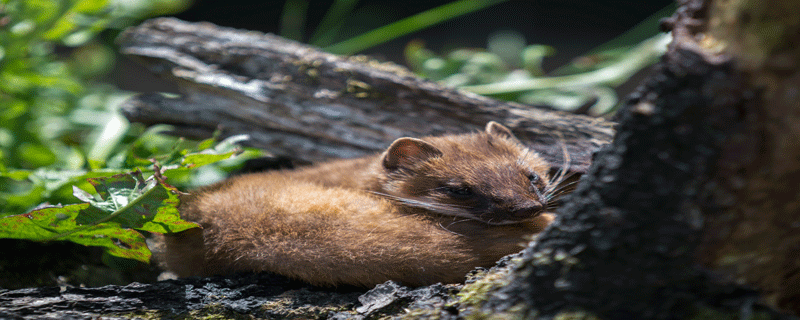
[485,121,520,142]
[383,138,443,170]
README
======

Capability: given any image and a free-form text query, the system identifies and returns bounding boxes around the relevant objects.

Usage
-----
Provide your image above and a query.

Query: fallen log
[117,17,615,173]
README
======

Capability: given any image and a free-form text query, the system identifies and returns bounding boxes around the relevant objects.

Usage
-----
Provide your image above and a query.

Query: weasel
[159,122,562,287]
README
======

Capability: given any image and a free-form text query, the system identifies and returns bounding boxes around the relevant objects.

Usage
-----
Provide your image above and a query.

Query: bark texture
[117,18,615,174]
[691,0,800,312]
[448,0,800,318]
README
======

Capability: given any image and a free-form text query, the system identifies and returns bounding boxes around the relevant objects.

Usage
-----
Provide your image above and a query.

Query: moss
[347,55,417,77]
[114,310,169,320]
[459,303,534,320]
[397,307,443,320]
[457,270,510,310]
[708,0,800,68]
[253,291,356,319]
[455,269,535,320]
[345,78,374,98]
[112,304,253,320]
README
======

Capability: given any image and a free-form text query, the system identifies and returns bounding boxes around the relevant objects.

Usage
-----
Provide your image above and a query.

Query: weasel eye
[443,186,473,197]
[527,173,540,184]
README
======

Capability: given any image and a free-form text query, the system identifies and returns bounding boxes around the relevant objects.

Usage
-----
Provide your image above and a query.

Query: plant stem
[308,0,360,47]
[325,0,511,55]
[280,0,309,41]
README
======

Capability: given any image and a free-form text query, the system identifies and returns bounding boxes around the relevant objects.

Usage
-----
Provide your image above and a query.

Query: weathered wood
[0,273,367,319]
[117,18,615,173]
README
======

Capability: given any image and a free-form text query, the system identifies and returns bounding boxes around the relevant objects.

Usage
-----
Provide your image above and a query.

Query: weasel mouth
[510,206,544,219]
[481,219,528,226]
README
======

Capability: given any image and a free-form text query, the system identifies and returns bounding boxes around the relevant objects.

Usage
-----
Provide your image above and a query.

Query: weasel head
[377,121,553,225]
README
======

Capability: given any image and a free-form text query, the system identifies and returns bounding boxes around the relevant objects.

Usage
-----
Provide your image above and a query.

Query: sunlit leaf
[67,225,150,262]
[1,170,32,181]
[73,0,110,14]
[0,168,200,262]
[0,203,149,262]
[77,170,198,233]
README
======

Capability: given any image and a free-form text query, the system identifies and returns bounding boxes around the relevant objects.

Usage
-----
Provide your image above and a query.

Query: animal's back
[162,172,479,287]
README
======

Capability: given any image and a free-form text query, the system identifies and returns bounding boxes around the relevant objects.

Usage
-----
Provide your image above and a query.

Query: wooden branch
[117,18,615,173]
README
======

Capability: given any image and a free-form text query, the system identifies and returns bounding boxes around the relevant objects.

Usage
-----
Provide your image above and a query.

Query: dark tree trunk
[448,0,800,318]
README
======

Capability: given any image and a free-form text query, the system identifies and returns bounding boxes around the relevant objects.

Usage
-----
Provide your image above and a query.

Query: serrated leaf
[29,168,129,193]
[77,170,198,233]
[0,203,149,262]
[179,134,247,168]
[0,167,198,263]
[85,170,148,213]
[0,204,87,240]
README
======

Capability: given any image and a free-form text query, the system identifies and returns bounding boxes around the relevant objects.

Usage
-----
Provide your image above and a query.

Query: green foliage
[0,168,196,263]
[404,5,677,115]
[0,0,190,172]
[0,134,246,262]
[0,0,248,266]
[280,1,674,115]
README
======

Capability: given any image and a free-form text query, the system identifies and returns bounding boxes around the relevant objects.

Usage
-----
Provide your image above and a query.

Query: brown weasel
[159,122,561,287]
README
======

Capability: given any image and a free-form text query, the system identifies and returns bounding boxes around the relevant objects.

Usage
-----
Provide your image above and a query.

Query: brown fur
[159,122,556,287]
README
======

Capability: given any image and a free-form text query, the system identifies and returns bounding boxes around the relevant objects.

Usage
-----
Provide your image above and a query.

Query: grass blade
[325,0,511,55]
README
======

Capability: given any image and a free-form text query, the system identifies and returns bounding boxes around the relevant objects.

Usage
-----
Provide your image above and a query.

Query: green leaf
[79,170,197,233]
[0,204,86,240]
[1,170,32,181]
[0,203,150,262]
[0,168,199,263]
[0,185,47,213]
[196,137,217,151]
[180,134,247,168]
[67,224,150,262]
[181,151,238,168]
[73,0,110,14]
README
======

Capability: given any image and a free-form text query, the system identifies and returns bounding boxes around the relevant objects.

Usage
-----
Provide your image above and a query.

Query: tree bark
[691,0,800,312]
[450,0,800,318]
[117,17,615,174]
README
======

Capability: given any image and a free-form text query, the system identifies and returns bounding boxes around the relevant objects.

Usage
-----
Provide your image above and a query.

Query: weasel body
[161,122,558,287]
